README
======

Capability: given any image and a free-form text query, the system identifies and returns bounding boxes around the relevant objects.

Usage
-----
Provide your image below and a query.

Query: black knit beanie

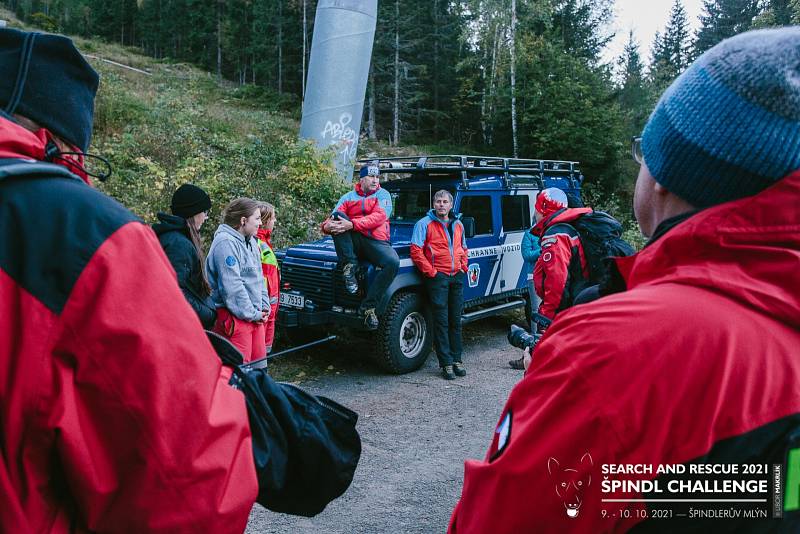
[171,184,212,218]
[0,28,99,152]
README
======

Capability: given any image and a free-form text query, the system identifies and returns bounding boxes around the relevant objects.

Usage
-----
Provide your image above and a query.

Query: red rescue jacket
[450,171,800,533]
[257,228,280,300]
[321,182,393,241]
[0,118,257,533]
[532,207,592,319]
[410,209,469,277]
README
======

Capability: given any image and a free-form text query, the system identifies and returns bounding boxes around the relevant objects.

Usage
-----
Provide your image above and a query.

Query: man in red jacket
[0,29,257,532]
[531,187,592,322]
[321,162,400,330]
[450,27,800,533]
[410,190,469,380]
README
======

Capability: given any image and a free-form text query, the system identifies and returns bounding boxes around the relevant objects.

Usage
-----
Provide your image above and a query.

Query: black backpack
[550,209,635,285]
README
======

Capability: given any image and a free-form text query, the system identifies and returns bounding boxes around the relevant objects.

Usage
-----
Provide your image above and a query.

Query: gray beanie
[642,27,800,208]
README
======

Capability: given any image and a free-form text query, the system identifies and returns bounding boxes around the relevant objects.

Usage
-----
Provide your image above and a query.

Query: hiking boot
[342,263,359,294]
[508,357,525,370]
[363,308,379,330]
[453,362,466,377]
[441,365,456,380]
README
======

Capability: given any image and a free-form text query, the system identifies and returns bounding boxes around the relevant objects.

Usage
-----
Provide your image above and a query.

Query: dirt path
[245,314,524,533]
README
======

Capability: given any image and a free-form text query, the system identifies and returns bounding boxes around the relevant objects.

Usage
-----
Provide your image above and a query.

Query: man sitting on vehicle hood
[321,162,400,330]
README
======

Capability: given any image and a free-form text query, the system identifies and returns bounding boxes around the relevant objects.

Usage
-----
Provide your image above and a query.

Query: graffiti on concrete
[321,112,358,167]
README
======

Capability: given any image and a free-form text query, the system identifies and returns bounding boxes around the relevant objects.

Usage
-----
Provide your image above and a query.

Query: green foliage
[82,46,344,249]
[28,11,57,32]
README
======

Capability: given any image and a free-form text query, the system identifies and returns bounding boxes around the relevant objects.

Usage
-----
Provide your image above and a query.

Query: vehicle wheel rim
[399,311,426,359]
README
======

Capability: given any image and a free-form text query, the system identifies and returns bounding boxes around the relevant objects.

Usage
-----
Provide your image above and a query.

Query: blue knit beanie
[359,161,380,178]
[642,27,800,208]
[0,28,99,152]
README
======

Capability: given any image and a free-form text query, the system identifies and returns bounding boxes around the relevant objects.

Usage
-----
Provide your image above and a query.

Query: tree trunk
[368,64,377,140]
[487,22,501,147]
[302,0,307,100]
[393,0,400,146]
[433,0,440,139]
[277,0,283,94]
[216,0,222,80]
[510,0,518,158]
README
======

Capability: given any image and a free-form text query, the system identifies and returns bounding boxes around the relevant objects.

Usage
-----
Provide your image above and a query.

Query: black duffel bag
[206,331,361,517]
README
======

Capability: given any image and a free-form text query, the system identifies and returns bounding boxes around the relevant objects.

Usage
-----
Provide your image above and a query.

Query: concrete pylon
[299,0,378,182]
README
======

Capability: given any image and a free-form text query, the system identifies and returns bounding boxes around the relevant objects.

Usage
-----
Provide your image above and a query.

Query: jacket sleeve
[521,230,541,264]
[210,239,262,322]
[55,222,257,533]
[410,220,436,277]
[533,232,572,320]
[161,237,213,326]
[460,223,469,273]
[351,190,391,233]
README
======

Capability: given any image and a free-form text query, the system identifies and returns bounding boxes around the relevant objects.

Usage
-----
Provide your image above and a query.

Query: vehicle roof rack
[356,155,582,189]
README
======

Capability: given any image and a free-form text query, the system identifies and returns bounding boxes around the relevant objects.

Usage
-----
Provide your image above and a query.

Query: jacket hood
[214,223,248,244]
[616,170,800,329]
[354,181,381,197]
[153,212,188,236]
[0,115,91,183]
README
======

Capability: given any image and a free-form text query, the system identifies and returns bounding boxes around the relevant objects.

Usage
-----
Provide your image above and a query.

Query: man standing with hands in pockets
[411,190,469,380]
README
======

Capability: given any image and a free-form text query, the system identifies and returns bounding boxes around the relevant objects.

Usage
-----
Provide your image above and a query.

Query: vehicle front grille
[281,264,335,309]
[282,263,366,311]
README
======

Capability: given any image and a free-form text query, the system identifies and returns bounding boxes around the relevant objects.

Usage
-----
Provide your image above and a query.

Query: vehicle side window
[501,195,530,232]
[459,195,493,235]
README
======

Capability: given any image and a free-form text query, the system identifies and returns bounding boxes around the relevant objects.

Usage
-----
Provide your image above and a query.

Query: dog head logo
[547,453,593,519]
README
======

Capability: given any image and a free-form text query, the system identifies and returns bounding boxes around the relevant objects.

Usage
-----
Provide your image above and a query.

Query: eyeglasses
[631,136,643,165]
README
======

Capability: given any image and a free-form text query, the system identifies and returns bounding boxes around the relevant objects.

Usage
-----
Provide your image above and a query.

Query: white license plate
[280,292,305,309]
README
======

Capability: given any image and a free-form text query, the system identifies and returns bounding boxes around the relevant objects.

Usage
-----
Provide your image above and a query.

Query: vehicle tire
[376,291,432,374]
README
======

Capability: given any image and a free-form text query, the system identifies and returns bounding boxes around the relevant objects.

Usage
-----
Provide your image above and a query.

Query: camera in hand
[507,324,541,350]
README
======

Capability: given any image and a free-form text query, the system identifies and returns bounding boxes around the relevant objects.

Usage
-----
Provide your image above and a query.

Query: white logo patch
[542,251,553,262]
[468,263,480,287]
[495,411,512,456]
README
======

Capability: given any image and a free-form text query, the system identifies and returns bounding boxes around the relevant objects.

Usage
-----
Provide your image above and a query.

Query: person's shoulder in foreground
[0,28,256,532]
[450,26,800,533]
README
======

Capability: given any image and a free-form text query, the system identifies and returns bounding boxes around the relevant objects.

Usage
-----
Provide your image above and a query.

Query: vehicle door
[457,191,500,300]
[497,190,536,294]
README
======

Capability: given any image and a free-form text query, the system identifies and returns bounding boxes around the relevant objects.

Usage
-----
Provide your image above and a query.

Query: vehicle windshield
[388,189,453,222]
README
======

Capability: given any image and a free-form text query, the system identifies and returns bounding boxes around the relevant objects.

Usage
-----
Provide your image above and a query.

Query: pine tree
[694,0,761,55]
[617,30,648,137]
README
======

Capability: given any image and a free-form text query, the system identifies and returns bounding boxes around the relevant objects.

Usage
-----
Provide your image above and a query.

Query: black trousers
[424,272,464,367]
[331,215,399,314]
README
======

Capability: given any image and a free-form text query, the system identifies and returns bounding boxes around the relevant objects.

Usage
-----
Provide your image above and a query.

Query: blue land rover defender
[276,155,583,373]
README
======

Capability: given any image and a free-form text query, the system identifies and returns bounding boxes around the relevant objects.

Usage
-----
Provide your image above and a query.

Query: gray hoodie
[206,224,269,322]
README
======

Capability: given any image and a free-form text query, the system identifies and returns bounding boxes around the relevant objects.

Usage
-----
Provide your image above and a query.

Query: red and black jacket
[532,207,592,319]
[450,171,800,533]
[0,119,257,532]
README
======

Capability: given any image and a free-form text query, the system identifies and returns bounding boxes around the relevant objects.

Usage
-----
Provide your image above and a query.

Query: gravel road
[245,313,524,534]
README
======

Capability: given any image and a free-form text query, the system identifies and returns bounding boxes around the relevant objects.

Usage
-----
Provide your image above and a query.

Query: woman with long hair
[153,183,216,328]
[206,197,269,362]
[256,202,280,355]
